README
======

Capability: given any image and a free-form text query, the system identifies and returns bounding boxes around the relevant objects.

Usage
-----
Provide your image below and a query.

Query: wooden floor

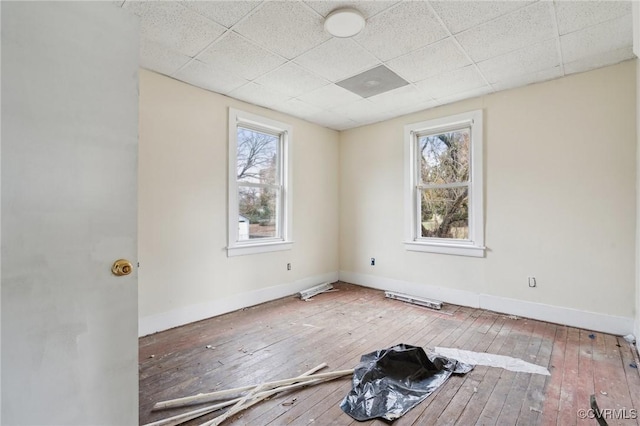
[139,283,640,425]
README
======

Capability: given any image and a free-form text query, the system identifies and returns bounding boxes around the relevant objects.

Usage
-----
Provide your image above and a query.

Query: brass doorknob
[112,259,133,276]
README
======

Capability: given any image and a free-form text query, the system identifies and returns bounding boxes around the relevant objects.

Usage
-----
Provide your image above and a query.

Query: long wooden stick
[143,363,329,426]
[199,373,353,426]
[153,366,353,410]
[202,383,267,426]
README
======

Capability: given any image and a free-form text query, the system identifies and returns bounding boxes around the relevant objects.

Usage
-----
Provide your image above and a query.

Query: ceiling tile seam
[299,1,325,19]
[425,1,496,94]
[438,0,543,36]
[169,2,274,80]
[248,65,334,103]
[249,2,332,62]
[223,0,268,30]
[169,28,233,78]
[555,7,632,38]
[345,1,453,64]
[550,0,566,77]
[365,1,403,21]
[288,37,383,84]
[379,61,437,103]
[184,0,271,67]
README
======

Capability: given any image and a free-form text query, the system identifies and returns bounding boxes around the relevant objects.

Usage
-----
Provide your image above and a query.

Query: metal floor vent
[385,290,443,310]
[336,65,410,98]
[299,282,333,300]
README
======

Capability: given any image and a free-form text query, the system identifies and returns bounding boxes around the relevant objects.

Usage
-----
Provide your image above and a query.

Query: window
[404,110,484,257]
[228,108,293,256]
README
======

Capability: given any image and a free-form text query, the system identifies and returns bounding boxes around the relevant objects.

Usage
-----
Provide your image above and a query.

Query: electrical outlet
[287,263,291,271]
[528,276,536,288]
[370,258,375,266]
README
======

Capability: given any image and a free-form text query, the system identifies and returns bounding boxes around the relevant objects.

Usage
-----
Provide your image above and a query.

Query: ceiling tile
[233,2,330,59]
[564,46,635,76]
[354,2,448,61]
[254,63,328,98]
[555,1,631,36]
[297,84,363,109]
[311,110,358,130]
[561,14,633,64]
[139,38,192,77]
[197,32,286,81]
[227,82,291,108]
[431,1,535,35]
[124,1,226,57]
[173,59,248,94]
[368,85,433,110]
[304,1,399,18]
[294,38,380,82]
[271,99,326,121]
[438,86,493,105]
[392,99,440,117]
[181,1,261,28]
[455,1,555,62]
[386,37,471,83]
[477,39,559,84]
[416,65,487,100]
[332,99,389,123]
[492,66,562,92]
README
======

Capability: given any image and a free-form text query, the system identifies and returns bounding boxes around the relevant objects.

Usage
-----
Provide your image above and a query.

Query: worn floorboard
[139,283,640,426]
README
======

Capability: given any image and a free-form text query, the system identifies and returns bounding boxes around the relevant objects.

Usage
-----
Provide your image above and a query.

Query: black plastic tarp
[340,344,473,422]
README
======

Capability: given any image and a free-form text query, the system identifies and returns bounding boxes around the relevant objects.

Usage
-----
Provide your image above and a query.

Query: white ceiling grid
[118,0,636,131]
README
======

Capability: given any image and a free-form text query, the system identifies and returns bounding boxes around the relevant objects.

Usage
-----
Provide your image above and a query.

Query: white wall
[340,61,637,335]
[138,70,340,335]
[633,4,640,353]
[2,2,139,423]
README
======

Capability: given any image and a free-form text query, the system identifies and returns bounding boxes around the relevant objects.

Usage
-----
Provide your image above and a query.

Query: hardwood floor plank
[139,284,639,426]
[474,317,536,425]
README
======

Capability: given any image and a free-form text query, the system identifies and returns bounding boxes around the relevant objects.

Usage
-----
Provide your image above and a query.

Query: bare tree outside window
[419,130,470,239]
[236,127,280,239]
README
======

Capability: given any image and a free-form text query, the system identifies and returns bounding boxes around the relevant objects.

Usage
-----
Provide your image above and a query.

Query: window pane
[237,127,279,185]
[419,129,469,184]
[238,186,279,240]
[420,187,469,239]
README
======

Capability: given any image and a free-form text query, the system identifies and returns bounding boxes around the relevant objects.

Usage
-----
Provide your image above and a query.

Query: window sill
[404,241,485,258]
[227,241,293,257]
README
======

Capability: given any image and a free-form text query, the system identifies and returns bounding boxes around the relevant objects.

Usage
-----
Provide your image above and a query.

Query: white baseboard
[339,270,634,336]
[138,271,339,337]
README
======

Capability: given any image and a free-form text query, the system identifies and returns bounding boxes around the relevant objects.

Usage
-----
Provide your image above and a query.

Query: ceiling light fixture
[324,8,365,38]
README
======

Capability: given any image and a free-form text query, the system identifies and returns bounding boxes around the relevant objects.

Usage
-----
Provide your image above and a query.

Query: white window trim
[403,110,485,258]
[227,108,293,257]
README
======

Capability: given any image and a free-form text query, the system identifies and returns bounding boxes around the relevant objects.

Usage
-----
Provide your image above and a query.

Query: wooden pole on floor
[144,363,348,426]
[152,366,353,410]
[198,373,353,426]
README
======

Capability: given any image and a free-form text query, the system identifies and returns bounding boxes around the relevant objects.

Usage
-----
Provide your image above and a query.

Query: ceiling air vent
[336,65,409,98]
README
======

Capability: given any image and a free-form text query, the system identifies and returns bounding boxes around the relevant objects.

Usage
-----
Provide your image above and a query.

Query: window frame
[227,108,293,257]
[404,110,485,257]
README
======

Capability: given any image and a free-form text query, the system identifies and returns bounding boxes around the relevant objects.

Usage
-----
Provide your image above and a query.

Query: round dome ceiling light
[324,8,365,38]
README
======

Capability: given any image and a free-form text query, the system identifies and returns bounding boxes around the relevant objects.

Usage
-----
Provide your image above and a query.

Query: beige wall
[340,61,636,324]
[140,61,636,336]
[138,70,340,334]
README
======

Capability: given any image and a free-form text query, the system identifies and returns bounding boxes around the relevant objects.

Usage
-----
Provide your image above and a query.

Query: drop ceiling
[115,0,636,131]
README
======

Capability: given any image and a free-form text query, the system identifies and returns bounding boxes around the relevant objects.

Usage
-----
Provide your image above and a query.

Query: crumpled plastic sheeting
[340,344,473,422]
[434,347,550,376]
